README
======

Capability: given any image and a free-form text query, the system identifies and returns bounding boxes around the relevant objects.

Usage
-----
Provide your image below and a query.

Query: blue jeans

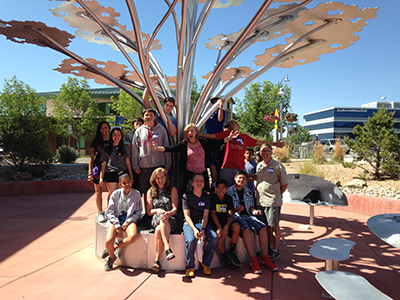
[183,222,218,269]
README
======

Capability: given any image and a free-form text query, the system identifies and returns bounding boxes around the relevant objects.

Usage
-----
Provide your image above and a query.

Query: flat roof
[39,87,121,99]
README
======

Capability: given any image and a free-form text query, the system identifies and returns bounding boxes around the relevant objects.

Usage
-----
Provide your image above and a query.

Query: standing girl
[100,127,133,203]
[89,121,110,222]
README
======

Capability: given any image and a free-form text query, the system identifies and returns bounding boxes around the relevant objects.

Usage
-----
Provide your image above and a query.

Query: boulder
[344,179,367,188]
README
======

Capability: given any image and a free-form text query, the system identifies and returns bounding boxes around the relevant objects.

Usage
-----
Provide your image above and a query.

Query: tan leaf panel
[202,66,253,81]
[0,20,74,47]
[53,58,142,87]
[50,0,161,53]
[254,3,378,68]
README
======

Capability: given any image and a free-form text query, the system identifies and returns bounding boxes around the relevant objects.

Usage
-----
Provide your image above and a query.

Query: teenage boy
[125,117,144,151]
[226,170,278,273]
[209,178,242,270]
[154,97,177,137]
[244,147,257,192]
[204,97,226,188]
[200,120,284,187]
[131,108,171,205]
[143,78,177,137]
[256,143,288,261]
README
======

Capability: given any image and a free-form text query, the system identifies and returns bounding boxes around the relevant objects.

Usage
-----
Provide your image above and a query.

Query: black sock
[229,243,237,253]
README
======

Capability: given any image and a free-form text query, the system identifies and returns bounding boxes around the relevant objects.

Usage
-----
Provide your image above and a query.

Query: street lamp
[276,75,289,141]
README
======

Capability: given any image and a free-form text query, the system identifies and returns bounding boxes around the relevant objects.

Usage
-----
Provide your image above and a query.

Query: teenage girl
[99,127,133,203]
[102,174,142,271]
[89,121,110,222]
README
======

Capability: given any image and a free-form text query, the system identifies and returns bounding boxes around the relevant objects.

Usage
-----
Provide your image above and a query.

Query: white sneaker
[98,211,107,222]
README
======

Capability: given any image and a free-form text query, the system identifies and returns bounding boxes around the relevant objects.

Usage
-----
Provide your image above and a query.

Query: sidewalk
[0,192,398,300]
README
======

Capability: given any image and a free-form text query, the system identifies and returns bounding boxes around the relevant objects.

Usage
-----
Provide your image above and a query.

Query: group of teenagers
[88,96,288,277]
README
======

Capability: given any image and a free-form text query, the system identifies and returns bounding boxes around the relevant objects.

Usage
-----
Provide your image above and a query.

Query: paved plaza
[0,192,398,299]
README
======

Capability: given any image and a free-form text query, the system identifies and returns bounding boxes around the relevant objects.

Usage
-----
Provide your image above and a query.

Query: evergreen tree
[345,106,400,179]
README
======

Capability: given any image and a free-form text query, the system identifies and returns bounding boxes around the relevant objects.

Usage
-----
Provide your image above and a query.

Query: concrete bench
[309,238,355,271]
[95,216,261,271]
[316,271,393,300]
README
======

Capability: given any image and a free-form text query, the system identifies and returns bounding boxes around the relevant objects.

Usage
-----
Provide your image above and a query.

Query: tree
[345,106,400,180]
[235,81,291,140]
[110,87,143,132]
[51,77,103,153]
[0,77,53,170]
[288,124,312,145]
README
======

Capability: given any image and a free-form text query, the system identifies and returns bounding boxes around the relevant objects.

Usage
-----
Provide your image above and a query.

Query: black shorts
[104,170,128,183]
[211,219,235,238]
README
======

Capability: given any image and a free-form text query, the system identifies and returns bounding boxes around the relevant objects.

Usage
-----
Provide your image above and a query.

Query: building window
[77,136,86,149]
[57,136,67,148]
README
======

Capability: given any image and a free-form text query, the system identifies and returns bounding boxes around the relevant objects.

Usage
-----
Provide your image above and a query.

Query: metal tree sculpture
[0,0,378,141]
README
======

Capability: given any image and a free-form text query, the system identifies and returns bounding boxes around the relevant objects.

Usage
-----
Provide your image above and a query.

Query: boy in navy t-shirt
[210,179,242,269]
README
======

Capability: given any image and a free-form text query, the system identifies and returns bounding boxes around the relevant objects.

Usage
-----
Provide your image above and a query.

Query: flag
[274,109,279,130]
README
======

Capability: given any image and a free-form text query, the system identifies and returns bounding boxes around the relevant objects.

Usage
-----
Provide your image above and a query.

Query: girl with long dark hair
[89,121,110,222]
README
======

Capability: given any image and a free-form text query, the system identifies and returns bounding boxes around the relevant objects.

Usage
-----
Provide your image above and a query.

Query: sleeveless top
[186,142,206,173]
[151,189,178,232]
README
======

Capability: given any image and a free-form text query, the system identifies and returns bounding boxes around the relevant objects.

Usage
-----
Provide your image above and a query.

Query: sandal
[152,260,160,273]
[166,248,175,261]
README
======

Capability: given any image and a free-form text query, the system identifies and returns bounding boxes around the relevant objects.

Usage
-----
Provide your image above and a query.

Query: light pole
[276,75,289,141]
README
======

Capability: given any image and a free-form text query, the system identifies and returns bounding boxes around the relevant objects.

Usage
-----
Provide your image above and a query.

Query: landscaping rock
[344,179,367,188]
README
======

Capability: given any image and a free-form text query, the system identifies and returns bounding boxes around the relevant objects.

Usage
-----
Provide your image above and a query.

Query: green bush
[341,161,356,168]
[56,145,79,163]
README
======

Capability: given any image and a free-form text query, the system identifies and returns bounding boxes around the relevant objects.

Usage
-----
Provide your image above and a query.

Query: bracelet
[88,173,93,176]
[201,227,206,231]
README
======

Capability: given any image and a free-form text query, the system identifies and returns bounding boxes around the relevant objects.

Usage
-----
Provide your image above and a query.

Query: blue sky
[1,0,399,126]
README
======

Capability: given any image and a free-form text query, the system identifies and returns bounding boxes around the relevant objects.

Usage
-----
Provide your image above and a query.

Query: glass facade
[304,104,400,140]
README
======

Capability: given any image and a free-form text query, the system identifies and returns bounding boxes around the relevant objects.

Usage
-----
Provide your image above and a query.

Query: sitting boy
[209,179,242,270]
[226,170,278,273]
[102,174,142,271]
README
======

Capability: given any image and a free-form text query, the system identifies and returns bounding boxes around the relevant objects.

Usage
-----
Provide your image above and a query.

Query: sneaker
[200,261,212,275]
[250,256,262,274]
[222,252,231,265]
[227,250,242,268]
[261,255,278,271]
[98,211,107,223]
[104,256,117,271]
[186,268,195,278]
[269,250,281,261]
[101,249,109,259]
[268,247,274,257]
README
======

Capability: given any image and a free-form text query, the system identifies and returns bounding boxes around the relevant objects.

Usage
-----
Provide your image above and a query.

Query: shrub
[332,138,346,162]
[273,143,291,163]
[298,160,325,179]
[56,145,79,163]
[342,161,356,168]
[311,142,325,164]
[358,172,367,181]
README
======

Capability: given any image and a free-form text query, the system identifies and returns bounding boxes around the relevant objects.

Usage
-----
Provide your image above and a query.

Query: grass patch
[273,144,291,163]
[297,160,326,179]
[311,142,325,164]
[332,138,346,162]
